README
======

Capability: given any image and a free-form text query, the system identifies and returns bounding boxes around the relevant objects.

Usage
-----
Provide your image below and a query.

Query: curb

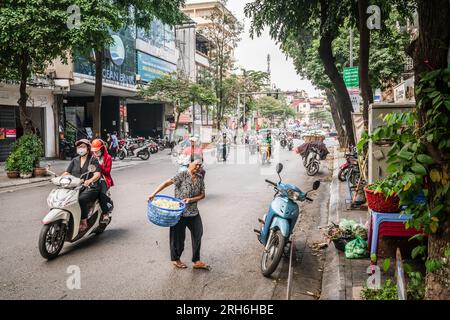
[320,146,346,300]
[0,154,169,191]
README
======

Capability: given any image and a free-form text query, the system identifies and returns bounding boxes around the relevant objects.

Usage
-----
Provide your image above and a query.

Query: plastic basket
[364,187,400,213]
[147,195,186,227]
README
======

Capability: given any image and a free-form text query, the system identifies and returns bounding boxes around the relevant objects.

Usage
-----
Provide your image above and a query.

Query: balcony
[195,51,210,67]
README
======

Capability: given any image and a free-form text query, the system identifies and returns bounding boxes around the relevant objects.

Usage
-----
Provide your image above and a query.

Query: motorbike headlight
[287,189,300,201]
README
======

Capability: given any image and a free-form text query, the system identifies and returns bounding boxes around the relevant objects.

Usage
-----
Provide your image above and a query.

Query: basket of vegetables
[364,179,400,213]
[147,195,186,227]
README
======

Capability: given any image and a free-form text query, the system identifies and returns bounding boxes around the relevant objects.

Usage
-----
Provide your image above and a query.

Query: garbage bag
[339,219,356,232]
[345,236,369,259]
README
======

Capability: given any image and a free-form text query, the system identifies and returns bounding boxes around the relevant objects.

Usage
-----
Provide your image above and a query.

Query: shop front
[0,83,56,161]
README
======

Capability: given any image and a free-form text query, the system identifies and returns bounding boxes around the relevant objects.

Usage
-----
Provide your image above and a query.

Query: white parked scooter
[38,167,112,260]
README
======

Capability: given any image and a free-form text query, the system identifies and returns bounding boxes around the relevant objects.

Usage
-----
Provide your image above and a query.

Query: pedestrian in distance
[148,155,209,270]
[110,131,119,160]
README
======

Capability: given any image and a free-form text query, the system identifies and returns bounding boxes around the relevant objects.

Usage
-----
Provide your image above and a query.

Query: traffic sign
[344,67,359,88]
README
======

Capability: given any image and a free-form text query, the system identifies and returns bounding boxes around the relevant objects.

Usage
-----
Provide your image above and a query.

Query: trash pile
[323,219,369,259]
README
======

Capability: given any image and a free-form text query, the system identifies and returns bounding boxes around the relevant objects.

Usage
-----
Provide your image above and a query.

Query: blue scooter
[254,163,320,277]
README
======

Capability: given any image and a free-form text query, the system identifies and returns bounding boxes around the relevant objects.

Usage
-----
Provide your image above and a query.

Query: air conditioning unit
[368,103,414,184]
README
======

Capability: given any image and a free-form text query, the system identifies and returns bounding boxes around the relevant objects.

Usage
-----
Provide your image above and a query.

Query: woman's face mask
[77,147,88,156]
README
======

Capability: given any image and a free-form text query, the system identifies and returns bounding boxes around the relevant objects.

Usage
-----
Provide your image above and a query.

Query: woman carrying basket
[148,156,209,270]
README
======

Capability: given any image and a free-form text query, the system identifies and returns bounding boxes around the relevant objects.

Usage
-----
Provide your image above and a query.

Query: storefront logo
[110,35,125,66]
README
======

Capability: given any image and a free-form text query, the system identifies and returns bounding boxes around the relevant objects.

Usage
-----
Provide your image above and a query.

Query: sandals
[173,261,187,269]
[193,262,211,270]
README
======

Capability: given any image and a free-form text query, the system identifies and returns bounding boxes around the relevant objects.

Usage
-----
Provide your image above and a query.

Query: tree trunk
[18,52,33,134]
[408,0,450,300]
[93,50,104,138]
[175,109,181,133]
[358,0,373,127]
[53,95,62,158]
[325,88,347,148]
[318,31,356,146]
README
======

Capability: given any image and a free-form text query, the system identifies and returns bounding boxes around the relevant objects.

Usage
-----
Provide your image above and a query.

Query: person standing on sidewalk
[148,156,209,270]
[110,131,119,160]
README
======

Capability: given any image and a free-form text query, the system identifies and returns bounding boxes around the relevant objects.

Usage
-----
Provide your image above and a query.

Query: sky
[219,0,321,97]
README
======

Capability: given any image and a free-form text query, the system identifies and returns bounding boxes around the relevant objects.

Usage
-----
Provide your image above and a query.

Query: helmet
[75,139,91,148]
[91,139,104,152]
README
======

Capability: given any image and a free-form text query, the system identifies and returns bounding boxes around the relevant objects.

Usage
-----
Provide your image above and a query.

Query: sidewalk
[320,147,371,300]
[0,152,170,190]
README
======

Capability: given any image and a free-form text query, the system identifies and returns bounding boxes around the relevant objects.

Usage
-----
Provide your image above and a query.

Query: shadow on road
[53,228,130,259]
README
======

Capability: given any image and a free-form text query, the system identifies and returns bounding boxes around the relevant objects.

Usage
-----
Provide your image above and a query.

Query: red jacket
[99,146,114,188]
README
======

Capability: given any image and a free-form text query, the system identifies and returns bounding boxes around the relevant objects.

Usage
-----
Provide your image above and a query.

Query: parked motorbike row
[117,136,169,161]
[338,147,361,185]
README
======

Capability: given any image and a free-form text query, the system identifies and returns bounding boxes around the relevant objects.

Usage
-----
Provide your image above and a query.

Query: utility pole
[350,27,354,67]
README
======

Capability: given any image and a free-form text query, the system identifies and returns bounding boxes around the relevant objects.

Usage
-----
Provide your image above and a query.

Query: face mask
[77,148,88,156]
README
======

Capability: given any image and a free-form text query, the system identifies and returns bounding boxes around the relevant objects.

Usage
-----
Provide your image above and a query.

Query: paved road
[0,139,335,299]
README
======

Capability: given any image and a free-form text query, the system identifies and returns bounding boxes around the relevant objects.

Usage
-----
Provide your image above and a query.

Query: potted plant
[19,153,34,179]
[364,178,400,213]
[5,151,20,178]
[14,134,44,177]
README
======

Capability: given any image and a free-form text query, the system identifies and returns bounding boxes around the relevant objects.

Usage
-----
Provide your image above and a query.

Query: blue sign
[110,35,125,66]
[137,51,176,82]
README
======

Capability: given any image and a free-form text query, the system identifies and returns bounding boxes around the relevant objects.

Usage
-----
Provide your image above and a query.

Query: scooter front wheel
[261,230,286,277]
[38,220,66,260]
[118,150,126,160]
[307,161,320,176]
[338,167,350,182]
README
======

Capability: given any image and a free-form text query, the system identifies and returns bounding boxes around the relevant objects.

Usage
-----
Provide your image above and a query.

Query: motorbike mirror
[276,163,283,174]
[313,180,320,190]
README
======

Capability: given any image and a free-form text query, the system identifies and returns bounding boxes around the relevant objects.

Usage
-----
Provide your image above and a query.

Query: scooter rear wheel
[261,230,286,277]
[118,150,126,160]
[38,220,66,260]
[139,149,150,160]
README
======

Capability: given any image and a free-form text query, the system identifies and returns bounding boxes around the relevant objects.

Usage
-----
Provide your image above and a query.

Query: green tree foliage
[199,0,243,128]
[254,96,294,125]
[138,73,217,130]
[0,0,75,133]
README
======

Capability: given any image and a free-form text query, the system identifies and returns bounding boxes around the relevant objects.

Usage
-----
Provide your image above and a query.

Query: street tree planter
[33,167,47,177]
[364,186,400,213]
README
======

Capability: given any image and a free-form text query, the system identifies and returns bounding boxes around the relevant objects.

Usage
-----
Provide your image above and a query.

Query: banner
[137,51,177,83]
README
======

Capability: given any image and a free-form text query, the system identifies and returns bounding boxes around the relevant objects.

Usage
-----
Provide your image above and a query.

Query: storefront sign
[348,88,361,112]
[74,28,136,87]
[6,128,16,138]
[137,51,177,83]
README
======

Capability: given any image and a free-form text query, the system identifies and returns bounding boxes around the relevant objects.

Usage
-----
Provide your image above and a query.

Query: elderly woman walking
[148,157,209,270]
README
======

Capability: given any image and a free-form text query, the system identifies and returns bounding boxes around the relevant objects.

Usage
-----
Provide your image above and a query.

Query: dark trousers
[109,146,117,159]
[98,180,112,214]
[170,214,203,262]
[78,188,100,219]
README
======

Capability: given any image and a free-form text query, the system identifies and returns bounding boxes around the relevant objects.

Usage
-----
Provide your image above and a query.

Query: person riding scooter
[91,139,114,222]
[180,136,205,179]
[62,139,102,232]
[263,129,272,159]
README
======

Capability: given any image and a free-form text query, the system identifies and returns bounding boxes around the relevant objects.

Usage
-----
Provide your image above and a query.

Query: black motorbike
[59,139,76,160]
